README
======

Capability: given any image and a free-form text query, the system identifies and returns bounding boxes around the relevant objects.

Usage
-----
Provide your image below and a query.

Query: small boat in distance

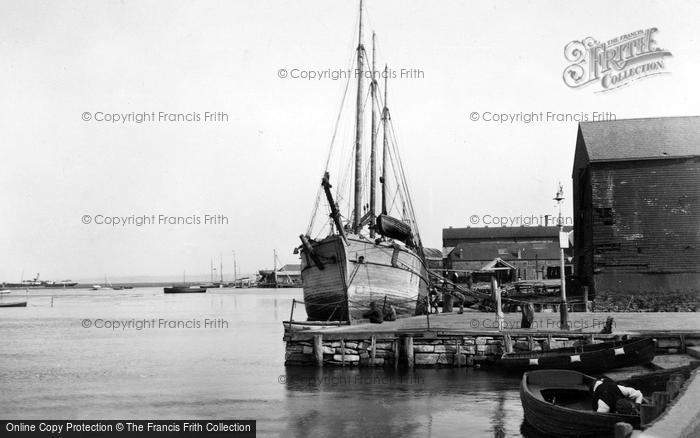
[164,271,207,294]
[164,286,207,294]
[498,337,655,374]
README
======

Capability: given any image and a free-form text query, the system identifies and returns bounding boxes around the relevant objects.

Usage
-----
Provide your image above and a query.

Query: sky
[1,0,698,282]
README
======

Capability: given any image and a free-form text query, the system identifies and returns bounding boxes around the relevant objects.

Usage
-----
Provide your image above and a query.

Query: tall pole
[233,250,237,283]
[352,0,365,234]
[273,249,277,285]
[381,64,390,215]
[555,183,569,330]
[219,253,223,284]
[369,32,377,238]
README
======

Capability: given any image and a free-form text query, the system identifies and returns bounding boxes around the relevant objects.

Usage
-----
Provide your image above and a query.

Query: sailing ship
[298,1,429,322]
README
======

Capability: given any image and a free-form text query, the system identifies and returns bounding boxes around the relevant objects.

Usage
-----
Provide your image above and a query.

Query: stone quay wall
[284,331,700,368]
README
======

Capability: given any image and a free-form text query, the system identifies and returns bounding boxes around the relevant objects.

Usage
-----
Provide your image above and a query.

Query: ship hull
[300,235,429,321]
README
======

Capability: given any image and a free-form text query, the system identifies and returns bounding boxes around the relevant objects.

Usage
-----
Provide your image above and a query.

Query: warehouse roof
[579,116,700,162]
[443,226,571,241]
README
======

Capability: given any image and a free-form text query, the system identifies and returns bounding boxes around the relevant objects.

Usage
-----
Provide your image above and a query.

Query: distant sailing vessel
[164,271,207,294]
[298,1,429,322]
[1,273,77,289]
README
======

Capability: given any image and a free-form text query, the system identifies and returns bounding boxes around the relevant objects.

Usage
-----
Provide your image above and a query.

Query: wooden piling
[287,299,295,331]
[456,344,462,367]
[680,334,686,353]
[313,334,323,367]
[393,340,399,369]
[370,336,376,366]
[404,336,414,368]
[504,333,513,354]
[340,339,346,367]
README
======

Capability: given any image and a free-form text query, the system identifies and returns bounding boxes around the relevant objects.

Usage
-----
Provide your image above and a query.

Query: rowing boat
[499,337,655,373]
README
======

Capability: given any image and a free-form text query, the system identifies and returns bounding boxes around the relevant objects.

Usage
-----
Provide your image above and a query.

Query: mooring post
[680,334,686,354]
[456,343,462,367]
[504,333,513,354]
[370,336,376,366]
[313,334,323,367]
[583,286,590,312]
[527,336,534,351]
[340,339,346,367]
[404,336,414,368]
[393,340,399,369]
[491,276,503,330]
[288,299,295,331]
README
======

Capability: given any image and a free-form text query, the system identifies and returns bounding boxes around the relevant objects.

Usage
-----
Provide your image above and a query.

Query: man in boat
[362,301,384,324]
[591,377,643,414]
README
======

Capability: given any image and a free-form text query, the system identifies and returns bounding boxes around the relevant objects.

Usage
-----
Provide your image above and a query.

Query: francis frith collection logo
[563,28,672,92]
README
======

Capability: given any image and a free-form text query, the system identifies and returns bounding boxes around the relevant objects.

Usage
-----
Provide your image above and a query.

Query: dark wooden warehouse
[572,116,700,300]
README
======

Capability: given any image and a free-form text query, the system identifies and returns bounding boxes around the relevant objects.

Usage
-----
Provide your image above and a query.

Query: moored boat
[0,301,27,307]
[520,369,639,437]
[298,0,429,322]
[498,337,655,373]
[164,286,207,294]
[520,366,695,437]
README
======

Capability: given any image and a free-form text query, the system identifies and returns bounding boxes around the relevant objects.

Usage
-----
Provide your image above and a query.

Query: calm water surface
[0,288,529,437]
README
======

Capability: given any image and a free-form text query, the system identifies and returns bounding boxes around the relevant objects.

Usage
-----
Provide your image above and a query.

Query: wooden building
[443,226,573,282]
[257,264,302,288]
[572,116,700,297]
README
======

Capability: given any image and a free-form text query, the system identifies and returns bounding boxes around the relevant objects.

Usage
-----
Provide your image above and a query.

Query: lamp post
[554,182,569,331]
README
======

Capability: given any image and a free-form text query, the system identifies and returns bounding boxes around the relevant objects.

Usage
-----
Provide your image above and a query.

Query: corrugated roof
[579,116,700,162]
[423,247,443,260]
[443,226,571,240]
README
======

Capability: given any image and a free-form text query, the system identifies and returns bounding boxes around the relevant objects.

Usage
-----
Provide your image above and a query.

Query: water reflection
[283,367,524,437]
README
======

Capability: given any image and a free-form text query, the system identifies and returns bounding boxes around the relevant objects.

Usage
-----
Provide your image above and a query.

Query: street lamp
[554,182,569,331]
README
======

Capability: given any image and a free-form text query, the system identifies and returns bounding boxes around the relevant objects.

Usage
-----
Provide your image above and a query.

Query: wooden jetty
[283,311,700,369]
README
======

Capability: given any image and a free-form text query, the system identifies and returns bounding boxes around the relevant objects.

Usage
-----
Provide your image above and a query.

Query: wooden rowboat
[499,337,655,373]
[520,366,694,437]
[521,369,638,437]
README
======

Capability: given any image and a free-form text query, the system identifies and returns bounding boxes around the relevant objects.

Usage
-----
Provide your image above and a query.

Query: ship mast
[369,32,377,237]
[381,64,390,215]
[352,0,365,234]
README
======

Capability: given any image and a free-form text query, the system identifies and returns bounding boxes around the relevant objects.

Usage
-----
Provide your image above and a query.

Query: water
[0,288,528,437]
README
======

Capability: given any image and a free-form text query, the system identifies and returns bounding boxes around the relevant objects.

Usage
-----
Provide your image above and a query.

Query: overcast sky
[1,0,698,282]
